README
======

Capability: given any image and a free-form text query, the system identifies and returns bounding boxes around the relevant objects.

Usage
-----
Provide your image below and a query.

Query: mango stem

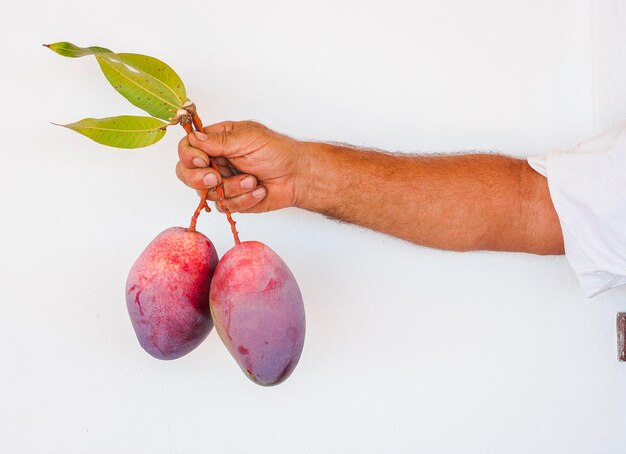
[183,104,240,244]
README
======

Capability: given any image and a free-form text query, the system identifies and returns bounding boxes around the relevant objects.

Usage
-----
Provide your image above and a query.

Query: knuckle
[180,151,192,167]
[243,120,261,129]
[179,146,194,163]
[175,162,183,181]
[216,131,230,146]
[193,171,207,189]
[178,137,190,156]
[179,168,202,190]
[185,151,203,168]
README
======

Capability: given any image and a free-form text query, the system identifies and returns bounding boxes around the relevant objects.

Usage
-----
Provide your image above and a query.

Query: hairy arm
[176,121,564,255]
[297,143,563,254]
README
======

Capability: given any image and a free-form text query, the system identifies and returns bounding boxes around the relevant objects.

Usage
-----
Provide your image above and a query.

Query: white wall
[592,0,626,130]
[1,1,624,453]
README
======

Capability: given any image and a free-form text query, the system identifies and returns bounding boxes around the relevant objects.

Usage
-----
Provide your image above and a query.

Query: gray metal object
[618,313,626,362]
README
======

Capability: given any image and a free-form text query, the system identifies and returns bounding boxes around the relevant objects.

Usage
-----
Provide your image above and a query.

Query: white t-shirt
[527,122,626,297]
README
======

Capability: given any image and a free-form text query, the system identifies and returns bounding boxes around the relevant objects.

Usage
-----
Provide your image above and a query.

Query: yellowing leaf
[56,116,167,149]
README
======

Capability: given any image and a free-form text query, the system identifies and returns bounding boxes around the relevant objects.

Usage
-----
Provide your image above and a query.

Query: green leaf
[44,42,112,57]
[45,42,187,119]
[96,56,182,120]
[56,116,167,149]
[114,53,186,106]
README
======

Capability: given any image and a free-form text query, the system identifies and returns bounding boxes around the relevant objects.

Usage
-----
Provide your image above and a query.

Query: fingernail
[194,131,208,141]
[192,157,208,168]
[203,173,219,187]
[241,175,256,190]
[252,187,266,199]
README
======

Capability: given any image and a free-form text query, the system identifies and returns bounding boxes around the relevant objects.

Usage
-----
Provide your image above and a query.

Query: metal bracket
[618,313,626,362]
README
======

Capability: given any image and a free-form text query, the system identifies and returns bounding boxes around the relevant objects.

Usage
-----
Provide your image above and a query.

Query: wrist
[292,141,345,213]
[292,140,317,210]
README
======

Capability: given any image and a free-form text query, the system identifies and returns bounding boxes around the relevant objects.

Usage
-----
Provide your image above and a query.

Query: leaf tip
[50,121,69,129]
[42,43,50,48]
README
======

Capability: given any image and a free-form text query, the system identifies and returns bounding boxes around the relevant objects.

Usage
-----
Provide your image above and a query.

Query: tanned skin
[176,121,564,255]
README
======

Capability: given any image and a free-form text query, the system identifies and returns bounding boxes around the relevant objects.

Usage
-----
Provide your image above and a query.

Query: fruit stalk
[188,190,211,233]
[181,112,210,233]
[184,105,240,244]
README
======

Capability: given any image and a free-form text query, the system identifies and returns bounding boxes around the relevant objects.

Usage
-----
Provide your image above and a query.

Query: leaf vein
[114,54,185,106]
[72,126,163,133]
[97,57,180,111]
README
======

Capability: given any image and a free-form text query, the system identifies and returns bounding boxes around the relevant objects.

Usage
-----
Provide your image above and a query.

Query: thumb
[188,121,244,158]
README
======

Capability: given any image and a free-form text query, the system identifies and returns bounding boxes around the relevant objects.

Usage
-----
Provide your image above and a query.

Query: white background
[1,1,625,453]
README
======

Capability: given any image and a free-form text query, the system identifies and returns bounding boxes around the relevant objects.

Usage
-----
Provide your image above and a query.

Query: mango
[125,227,218,360]
[210,241,305,386]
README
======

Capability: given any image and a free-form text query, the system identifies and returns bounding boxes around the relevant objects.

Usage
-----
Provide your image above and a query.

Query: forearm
[295,142,564,254]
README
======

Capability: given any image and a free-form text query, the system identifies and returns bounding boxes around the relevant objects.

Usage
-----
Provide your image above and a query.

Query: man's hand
[177,120,564,254]
[176,121,308,213]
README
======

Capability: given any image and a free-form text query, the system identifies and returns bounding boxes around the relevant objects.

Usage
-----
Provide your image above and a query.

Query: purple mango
[210,241,305,386]
[125,227,218,360]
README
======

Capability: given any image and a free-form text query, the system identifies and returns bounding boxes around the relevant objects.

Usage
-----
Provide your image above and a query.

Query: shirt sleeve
[527,122,626,297]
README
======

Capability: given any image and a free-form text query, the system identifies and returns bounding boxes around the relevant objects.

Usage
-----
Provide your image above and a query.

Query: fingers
[177,149,257,190]
[203,173,256,199]
[187,121,268,158]
[176,161,222,190]
[176,120,272,212]
[178,135,210,168]
[178,130,259,196]
[212,185,268,213]
[194,174,267,213]
[215,157,238,178]
[201,121,238,134]
[178,138,235,177]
